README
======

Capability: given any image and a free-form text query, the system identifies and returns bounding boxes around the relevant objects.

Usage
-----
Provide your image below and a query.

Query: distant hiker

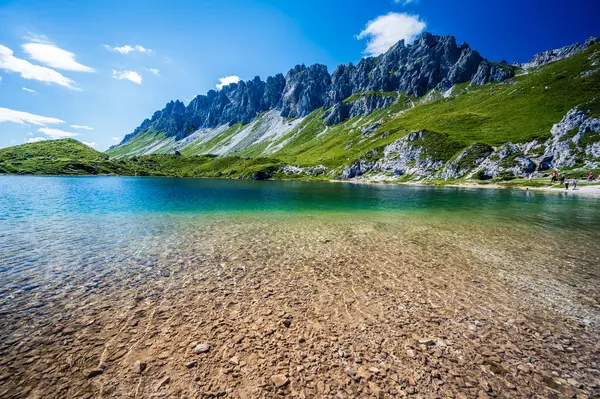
[551,171,557,183]
[573,179,578,190]
[559,174,565,185]
[589,172,594,182]
[565,178,570,190]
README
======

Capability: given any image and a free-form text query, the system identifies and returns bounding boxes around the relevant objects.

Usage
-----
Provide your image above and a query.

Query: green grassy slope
[3,43,599,181]
[0,139,131,175]
[0,139,283,178]
[267,43,600,168]
[105,130,172,157]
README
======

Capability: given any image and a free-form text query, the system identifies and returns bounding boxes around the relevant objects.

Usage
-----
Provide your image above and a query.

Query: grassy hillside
[0,139,131,175]
[268,42,600,167]
[3,43,600,182]
[107,42,600,176]
[0,139,283,178]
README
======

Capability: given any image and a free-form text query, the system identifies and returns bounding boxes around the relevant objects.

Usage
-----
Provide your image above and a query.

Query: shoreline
[330,178,600,196]
[3,172,600,196]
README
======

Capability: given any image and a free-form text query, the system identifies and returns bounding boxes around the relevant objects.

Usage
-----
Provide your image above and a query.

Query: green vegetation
[0,139,131,175]
[455,143,493,171]
[105,130,172,158]
[3,43,600,182]
[0,139,282,179]
[343,91,399,103]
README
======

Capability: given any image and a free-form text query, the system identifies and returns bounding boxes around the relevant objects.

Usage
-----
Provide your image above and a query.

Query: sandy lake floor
[0,213,599,398]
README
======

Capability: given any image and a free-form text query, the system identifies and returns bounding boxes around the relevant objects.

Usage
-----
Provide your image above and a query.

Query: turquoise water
[1,175,599,221]
[1,175,599,283]
[2,176,600,398]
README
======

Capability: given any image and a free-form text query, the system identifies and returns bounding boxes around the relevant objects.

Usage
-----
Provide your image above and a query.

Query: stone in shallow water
[271,374,289,387]
[86,368,104,378]
[193,343,210,354]
[133,360,146,373]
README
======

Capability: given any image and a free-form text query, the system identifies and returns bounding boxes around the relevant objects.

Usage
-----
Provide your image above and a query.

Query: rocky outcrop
[280,64,331,119]
[337,106,600,182]
[440,143,493,180]
[118,32,517,147]
[540,107,600,169]
[522,36,599,69]
[471,61,516,86]
[324,94,396,126]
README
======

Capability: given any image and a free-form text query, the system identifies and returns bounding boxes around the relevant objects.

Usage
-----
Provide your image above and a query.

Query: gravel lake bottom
[0,177,599,398]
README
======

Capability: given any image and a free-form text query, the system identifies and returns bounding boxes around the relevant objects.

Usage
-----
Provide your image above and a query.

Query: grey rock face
[541,107,600,169]
[119,32,518,147]
[440,143,493,180]
[371,131,447,177]
[280,64,331,119]
[323,95,395,126]
[522,36,599,69]
[471,61,516,86]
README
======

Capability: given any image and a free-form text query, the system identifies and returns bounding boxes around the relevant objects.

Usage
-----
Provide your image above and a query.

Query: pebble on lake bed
[271,374,289,387]
[193,343,210,354]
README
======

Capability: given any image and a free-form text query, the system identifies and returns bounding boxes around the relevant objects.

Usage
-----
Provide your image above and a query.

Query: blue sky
[0,0,598,150]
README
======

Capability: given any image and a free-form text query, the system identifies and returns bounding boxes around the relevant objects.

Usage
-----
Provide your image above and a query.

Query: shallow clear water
[1,175,598,292]
[1,176,600,398]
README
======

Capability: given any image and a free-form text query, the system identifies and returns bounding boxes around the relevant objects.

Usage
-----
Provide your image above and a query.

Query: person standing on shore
[551,171,558,183]
[589,172,594,182]
[565,178,570,190]
[560,174,565,185]
[573,178,578,190]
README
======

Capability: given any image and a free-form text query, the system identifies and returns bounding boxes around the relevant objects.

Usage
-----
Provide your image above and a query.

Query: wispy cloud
[393,0,417,5]
[22,43,94,72]
[112,70,142,84]
[22,87,37,93]
[23,33,51,44]
[357,12,426,56]
[216,75,240,90]
[26,137,46,143]
[0,107,64,125]
[104,44,151,55]
[111,137,120,141]
[0,45,78,89]
[147,68,160,75]
[37,127,79,139]
[70,124,93,130]
[82,141,97,148]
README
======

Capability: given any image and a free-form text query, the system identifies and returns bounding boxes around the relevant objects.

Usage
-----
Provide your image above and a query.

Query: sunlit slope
[106,42,600,172]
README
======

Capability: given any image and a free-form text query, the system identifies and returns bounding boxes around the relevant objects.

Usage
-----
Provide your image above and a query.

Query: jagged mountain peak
[116,32,520,148]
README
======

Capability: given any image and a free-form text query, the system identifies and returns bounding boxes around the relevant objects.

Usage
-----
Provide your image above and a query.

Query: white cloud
[0,107,64,125]
[0,45,78,89]
[111,137,120,141]
[394,0,416,5]
[70,124,93,130]
[216,75,240,90]
[23,33,51,44]
[104,44,151,55]
[82,141,97,147]
[22,87,37,93]
[26,137,46,143]
[22,43,94,72]
[357,12,426,56]
[112,70,142,84]
[147,68,160,75]
[38,127,79,139]
[0,75,2,82]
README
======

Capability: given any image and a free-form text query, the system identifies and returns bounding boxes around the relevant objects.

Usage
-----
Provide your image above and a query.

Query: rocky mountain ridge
[117,32,518,146]
[105,33,600,184]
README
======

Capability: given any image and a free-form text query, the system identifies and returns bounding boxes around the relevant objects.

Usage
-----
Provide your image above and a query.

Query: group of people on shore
[550,171,600,190]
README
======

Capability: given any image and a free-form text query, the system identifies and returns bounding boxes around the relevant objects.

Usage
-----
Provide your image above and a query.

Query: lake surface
[1,176,599,398]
